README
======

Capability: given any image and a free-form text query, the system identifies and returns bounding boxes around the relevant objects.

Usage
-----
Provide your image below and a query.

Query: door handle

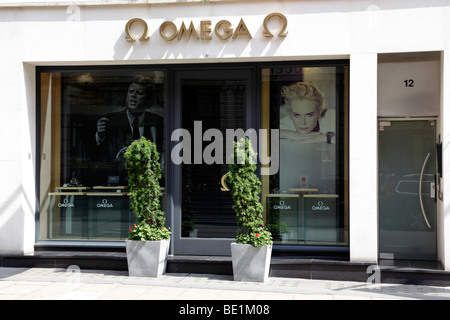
[430,182,436,199]
[419,152,432,229]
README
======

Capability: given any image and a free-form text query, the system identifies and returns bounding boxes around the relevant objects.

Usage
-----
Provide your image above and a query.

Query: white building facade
[1,0,450,271]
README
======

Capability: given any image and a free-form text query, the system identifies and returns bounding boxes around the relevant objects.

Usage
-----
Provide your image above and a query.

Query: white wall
[0,0,450,264]
[0,61,35,254]
[349,53,378,263]
[1,1,448,63]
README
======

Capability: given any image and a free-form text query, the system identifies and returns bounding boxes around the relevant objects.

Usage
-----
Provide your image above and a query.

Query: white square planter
[125,238,170,277]
[230,242,272,282]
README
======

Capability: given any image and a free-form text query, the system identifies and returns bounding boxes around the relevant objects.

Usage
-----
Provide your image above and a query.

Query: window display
[262,65,348,246]
[37,62,348,250]
[38,69,166,241]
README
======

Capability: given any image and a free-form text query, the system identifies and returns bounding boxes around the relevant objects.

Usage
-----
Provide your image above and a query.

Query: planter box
[125,238,170,277]
[230,242,272,282]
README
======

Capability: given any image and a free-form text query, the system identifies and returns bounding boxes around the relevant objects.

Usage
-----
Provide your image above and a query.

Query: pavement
[0,267,449,301]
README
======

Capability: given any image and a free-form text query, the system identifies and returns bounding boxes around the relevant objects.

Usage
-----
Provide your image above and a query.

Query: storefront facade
[1,0,450,270]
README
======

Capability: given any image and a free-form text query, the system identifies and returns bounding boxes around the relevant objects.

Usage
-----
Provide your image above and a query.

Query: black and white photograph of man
[92,73,165,186]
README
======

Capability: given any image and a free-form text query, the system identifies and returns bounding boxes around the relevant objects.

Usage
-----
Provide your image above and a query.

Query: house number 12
[404,79,414,87]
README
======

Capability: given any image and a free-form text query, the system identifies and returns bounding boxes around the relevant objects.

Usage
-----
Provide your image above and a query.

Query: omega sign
[273,200,292,210]
[311,201,330,211]
[125,13,288,42]
[58,198,74,208]
[97,199,114,208]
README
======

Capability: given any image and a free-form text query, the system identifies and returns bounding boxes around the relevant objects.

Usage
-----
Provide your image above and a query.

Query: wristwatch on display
[326,131,335,144]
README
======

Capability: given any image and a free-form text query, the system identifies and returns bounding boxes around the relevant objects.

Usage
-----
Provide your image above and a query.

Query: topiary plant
[228,138,272,247]
[124,137,170,241]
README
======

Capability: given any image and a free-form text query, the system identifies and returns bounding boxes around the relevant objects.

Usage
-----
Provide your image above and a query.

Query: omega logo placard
[273,200,292,210]
[125,13,288,42]
[311,201,330,211]
[97,199,114,208]
[58,198,74,208]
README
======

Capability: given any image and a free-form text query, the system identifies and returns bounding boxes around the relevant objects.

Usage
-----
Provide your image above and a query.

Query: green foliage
[235,228,272,247]
[124,137,170,241]
[228,138,272,247]
[128,222,171,241]
[267,222,289,238]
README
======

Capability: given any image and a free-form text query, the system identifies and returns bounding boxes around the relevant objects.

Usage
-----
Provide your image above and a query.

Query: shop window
[37,62,347,251]
[38,69,166,241]
[261,64,349,247]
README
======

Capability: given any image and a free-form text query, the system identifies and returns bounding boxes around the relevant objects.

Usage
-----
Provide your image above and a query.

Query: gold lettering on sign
[159,21,177,41]
[178,21,200,40]
[200,20,212,40]
[126,13,288,42]
[125,18,150,41]
[263,12,288,38]
[214,20,233,40]
[233,19,252,39]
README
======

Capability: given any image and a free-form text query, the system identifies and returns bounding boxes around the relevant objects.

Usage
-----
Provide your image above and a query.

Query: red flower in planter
[255,233,260,238]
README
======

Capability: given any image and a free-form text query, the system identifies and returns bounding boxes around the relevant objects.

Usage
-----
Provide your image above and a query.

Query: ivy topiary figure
[124,137,170,241]
[228,138,272,247]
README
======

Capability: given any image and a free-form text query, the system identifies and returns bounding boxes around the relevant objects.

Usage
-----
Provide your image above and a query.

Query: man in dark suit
[95,75,164,185]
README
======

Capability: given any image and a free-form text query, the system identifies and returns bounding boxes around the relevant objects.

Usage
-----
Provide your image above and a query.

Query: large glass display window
[37,61,348,253]
[38,68,166,241]
[261,64,349,248]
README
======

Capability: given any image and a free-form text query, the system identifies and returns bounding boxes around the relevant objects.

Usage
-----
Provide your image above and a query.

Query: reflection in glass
[304,195,338,244]
[266,196,301,243]
[378,120,437,260]
[181,78,247,238]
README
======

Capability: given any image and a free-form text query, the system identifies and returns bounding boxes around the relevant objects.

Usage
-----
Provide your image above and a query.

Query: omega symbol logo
[58,198,75,208]
[125,13,288,42]
[97,199,114,208]
[125,18,150,42]
[273,200,291,210]
[311,201,330,211]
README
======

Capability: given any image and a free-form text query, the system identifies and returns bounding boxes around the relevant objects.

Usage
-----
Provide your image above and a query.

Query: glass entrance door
[378,120,437,260]
[172,68,254,255]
